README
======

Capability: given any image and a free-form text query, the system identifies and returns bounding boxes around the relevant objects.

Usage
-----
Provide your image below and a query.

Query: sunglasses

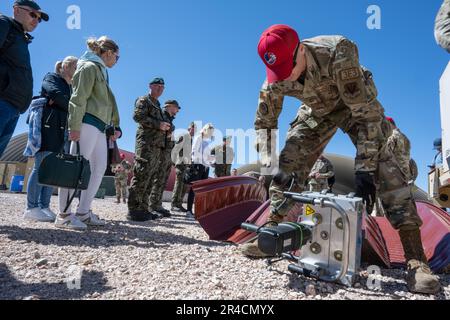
[113,52,120,63]
[18,6,42,23]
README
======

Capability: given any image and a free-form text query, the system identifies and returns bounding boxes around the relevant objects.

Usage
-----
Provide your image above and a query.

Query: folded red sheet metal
[374,202,450,272]
[194,177,450,272]
[193,176,268,242]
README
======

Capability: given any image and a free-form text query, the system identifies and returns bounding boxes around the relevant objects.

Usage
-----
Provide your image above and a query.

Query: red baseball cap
[386,117,395,125]
[258,24,300,84]
[120,153,126,160]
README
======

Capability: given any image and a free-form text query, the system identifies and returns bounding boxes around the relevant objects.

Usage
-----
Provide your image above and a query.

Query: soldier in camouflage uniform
[212,136,235,177]
[435,0,450,52]
[308,155,335,192]
[241,25,440,294]
[127,78,171,222]
[385,117,418,184]
[149,100,180,218]
[171,122,196,212]
[112,156,130,204]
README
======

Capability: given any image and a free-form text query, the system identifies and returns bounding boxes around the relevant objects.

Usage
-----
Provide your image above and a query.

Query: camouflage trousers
[115,178,128,199]
[128,147,164,212]
[308,179,329,192]
[270,102,423,230]
[215,164,232,178]
[172,164,188,207]
[149,149,173,211]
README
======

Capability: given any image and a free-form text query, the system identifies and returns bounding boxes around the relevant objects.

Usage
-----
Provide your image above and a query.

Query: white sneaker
[77,211,106,227]
[41,208,57,221]
[55,214,87,231]
[23,208,54,223]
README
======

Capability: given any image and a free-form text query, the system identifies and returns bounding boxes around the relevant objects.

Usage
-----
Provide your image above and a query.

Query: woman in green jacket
[56,36,121,230]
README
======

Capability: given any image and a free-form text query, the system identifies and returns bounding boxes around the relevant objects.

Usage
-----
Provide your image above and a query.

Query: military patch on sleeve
[259,102,269,115]
[343,82,361,99]
[340,68,360,81]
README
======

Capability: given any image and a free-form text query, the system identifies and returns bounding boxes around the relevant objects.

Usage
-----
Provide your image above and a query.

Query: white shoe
[23,208,54,223]
[41,208,57,222]
[77,211,106,227]
[55,214,87,231]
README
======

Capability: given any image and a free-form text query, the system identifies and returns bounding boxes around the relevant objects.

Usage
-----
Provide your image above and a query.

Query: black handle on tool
[283,192,316,205]
[241,223,260,233]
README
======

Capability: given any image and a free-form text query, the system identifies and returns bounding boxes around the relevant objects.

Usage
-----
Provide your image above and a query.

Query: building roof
[0,133,28,163]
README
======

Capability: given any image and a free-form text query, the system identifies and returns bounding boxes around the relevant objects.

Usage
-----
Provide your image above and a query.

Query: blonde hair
[86,36,119,56]
[55,56,78,75]
[201,123,215,139]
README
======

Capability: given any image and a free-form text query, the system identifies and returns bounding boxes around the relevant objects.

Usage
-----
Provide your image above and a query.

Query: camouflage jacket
[212,145,235,165]
[386,128,412,180]
[435,0,450,52]
[255,35,384,171]
[133,95,165,152]
[162,109,176,151]
[309,157,335,186]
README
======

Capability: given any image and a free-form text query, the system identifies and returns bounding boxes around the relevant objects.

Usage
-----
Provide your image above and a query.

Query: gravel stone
[0,193,448,300]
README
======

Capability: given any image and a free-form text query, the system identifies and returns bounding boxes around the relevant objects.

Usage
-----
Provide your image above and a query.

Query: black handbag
[38,142,91,213]
[39,142,91,190]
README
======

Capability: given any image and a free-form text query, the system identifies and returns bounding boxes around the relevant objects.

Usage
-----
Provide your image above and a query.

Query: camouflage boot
[240,213,284,259]
[115,197,121,204]
[399,228,441,294]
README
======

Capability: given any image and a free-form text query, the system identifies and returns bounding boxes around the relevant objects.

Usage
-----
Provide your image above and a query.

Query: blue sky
[1,0,448,190]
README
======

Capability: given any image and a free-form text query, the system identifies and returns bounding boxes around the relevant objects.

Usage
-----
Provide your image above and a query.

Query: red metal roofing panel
[362,214,391,268]
[193,176,268,241]
[376,202,450,273]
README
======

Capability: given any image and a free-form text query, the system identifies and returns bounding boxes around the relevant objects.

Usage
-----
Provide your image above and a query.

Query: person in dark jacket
[0,0,49,158]
[23,57,78,223]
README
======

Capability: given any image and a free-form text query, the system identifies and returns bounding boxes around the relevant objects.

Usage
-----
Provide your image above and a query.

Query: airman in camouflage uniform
[149,100,180,218]
[435,0,450,52]
[308,155,335,192]
[385,117,417,183]
[212,136,235,177]
[171,122,196,212]
[127,78,171,222]
[112,161,129,204]
[241,25,440,294]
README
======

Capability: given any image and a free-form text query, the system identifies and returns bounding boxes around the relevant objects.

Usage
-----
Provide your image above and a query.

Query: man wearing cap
[171,122,196,212]
[0,0,49,158]
[241,24,441,294]
[127,78,171,221]
[149,100,180,218]
[435,0,450,52]
[308,155,335,192]
[212,136,235,178]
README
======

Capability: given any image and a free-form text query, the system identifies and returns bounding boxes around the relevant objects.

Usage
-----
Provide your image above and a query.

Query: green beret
[150,78,165,85]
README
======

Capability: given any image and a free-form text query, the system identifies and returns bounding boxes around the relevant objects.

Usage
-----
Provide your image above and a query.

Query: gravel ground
[0,193,449,301]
